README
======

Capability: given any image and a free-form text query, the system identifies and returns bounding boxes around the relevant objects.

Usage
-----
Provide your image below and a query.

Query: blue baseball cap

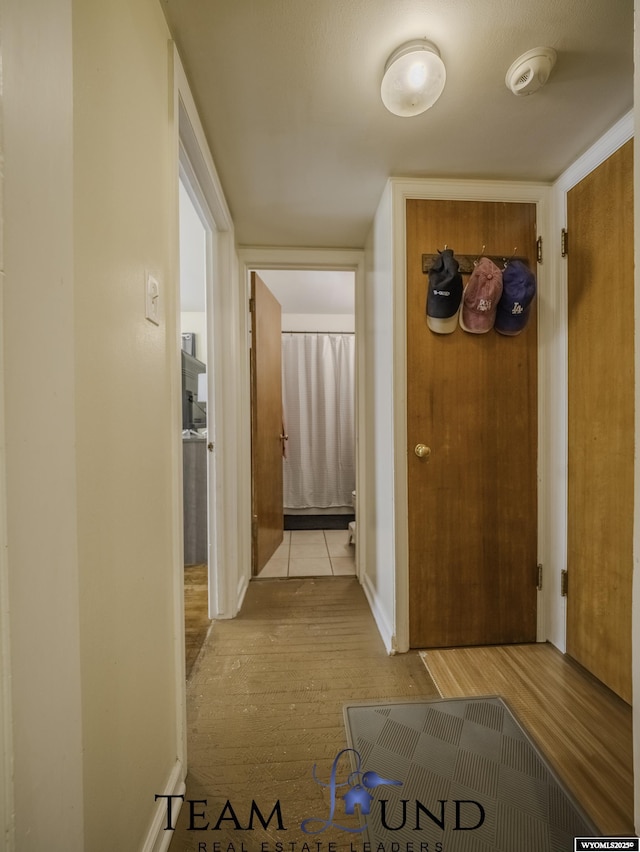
[495,260,536,336]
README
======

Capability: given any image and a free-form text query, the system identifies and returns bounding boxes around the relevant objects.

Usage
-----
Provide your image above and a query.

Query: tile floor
[257,528,356,577]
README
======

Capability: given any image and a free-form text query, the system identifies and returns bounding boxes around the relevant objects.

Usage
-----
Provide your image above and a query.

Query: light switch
[145,273,160,325]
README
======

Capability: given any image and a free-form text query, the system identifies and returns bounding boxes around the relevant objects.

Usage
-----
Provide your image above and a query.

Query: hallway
[169,577,437,850]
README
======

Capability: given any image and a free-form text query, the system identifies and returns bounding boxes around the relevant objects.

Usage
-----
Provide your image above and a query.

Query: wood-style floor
[177,576,635,849]
[184,563,209,678]
[170,577,438,850]
[422,643,634,834]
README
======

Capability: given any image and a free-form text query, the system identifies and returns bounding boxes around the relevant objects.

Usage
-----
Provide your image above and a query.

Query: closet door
[406,199,538,648]
[567,140,633,703]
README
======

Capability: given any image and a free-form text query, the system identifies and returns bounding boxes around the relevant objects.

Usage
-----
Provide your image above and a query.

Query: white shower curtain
[282,333,355,510]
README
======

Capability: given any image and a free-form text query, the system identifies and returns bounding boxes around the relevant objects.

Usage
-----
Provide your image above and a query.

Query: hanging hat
[426,249,463,334]
[495,260,536,336]
[459,257,503,333]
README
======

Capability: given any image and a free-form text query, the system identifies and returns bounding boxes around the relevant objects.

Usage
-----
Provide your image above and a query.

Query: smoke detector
[505,47,557,96]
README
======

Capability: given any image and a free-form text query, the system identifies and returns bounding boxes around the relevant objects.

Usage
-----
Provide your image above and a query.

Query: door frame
[237,248,365,600]
[176,58,231,626]
[172,48,241,777]
[177,160,221,608]
[389,178,552,653]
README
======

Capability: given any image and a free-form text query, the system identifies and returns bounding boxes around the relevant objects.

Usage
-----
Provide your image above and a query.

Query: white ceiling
[163,0,633,251]
[179,175,355,313]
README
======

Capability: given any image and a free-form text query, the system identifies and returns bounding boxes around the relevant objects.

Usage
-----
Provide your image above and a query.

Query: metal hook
[474,245,486,266]
[503,247,518,269]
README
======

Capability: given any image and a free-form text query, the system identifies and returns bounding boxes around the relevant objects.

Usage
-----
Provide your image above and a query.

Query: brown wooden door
[566,140,633,703]
[250,272,284,574]
[407,199,538,648]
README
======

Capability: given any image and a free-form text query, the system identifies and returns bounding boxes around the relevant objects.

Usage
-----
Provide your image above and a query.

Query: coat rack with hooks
[421,250,529,276]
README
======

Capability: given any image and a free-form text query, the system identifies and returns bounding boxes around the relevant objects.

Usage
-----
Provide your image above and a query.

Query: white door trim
[389,178,552,653]
[178,159,221,617]
[174,46,239,622]
[170,43,238,785]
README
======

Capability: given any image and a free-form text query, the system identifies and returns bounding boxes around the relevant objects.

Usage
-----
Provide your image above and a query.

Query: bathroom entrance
[251,268,357,579]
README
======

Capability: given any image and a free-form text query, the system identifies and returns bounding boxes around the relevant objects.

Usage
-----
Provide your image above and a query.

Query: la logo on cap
[495,261,536,336]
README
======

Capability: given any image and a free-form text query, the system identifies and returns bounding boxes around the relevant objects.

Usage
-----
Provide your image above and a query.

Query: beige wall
[181,311,207,363]
[3,0,85,848]
[72,0,182,849]
[281,313,355,332]
[3,0,184,849]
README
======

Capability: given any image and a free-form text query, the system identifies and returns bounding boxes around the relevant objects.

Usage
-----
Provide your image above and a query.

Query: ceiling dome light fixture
[381,39,446,117]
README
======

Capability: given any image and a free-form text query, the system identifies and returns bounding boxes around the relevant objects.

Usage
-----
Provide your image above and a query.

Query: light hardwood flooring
[258,528,356,577]
[183,563,209,678]
[422,643,634,834]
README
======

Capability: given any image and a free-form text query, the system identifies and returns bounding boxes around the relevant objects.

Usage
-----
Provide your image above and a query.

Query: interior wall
[3,0,85,848]
[180,311,207,363]
[282,313,354,332]
[179,177,207,364]
[72,0,182,848]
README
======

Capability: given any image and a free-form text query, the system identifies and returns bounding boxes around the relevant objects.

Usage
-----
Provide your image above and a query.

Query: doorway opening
[250,268,357,580]
[178,175,212,676]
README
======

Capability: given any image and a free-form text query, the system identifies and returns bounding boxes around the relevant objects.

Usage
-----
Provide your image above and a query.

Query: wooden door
[567,140,633,703]
[407,199,538,648]
[250,272,284,574]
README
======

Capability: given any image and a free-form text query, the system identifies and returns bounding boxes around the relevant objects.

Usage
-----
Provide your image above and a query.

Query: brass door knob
[414,443,431,459]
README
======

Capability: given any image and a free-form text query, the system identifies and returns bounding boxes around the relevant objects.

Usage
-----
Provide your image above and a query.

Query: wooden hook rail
[422,253,529,276]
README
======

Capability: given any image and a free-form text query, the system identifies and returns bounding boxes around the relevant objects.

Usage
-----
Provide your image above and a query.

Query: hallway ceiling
[162,0,633,250]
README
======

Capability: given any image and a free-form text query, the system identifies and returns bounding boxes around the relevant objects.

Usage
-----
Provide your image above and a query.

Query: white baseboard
[140,758,186,852]
[236,573,249,614]
[360,571,395,654]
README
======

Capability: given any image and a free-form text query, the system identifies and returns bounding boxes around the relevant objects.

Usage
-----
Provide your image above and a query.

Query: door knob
[414,443,431,459]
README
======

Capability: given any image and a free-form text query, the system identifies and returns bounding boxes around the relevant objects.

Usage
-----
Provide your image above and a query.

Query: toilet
[348,490,356,545]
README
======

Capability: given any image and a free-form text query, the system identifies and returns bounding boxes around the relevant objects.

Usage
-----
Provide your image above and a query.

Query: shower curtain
[282,332,355,510]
